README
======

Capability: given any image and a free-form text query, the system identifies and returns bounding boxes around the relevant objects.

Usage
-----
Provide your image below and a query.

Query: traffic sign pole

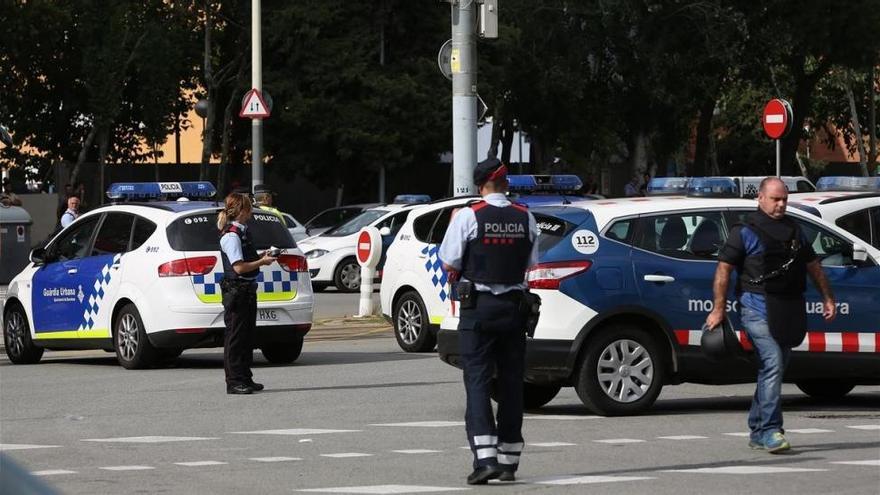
[355,227,382,318]
[762,98,793,178]
[776,140,781,178]
[451,0,477,197]
[251,0,263,193]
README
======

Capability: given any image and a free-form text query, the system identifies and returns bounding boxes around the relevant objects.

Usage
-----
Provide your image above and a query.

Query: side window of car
[871,207,880,250]
[428,206,459,244]
[92,213,135,256]
[413,209,441,243]
[835,209,872,248]
[635,211,724,260]
[377,211,410,236]
[605,219,634,244]
[797,180,814,192]
[793,218,852,266]
[131,217,157,250]
[49,216,101,262]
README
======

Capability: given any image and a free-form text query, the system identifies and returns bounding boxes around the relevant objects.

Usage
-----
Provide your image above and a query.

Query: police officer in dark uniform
[217,192,277,394]
[439,158,539,485]
[706,177,836,452]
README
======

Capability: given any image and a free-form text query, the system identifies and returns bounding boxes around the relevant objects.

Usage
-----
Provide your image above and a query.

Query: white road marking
[665,466,827,474]
[524,414,602,420]
[83,436,217,443]
[657,436,709,441]
[536,475,654,485]
[391,449,442,454]
[321,453,374,458]
[723,432,751,437]
[100,465,155,471]
[787,428,834,434]
[250,457,302,462]
[529,442,577,447]
[174,461,227,467]
[297,485,467,494]
[594,438,646,444]
[370,421,463,428]
[0,444,62,451]
[230,429,359,435]
[32,470,77,476]
[847,425,880,431]
[831,460,880,467]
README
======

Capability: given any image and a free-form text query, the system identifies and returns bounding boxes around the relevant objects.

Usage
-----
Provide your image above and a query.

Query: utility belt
[451,281,542,336]
[220,277,257,296]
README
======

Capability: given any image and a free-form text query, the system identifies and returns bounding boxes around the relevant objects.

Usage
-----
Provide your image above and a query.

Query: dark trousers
[222,283,256,386]
[459,292,527,471]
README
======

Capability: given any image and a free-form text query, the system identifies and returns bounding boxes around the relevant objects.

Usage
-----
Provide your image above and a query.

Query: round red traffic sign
[762,98,793,140]
[356,230,372,264]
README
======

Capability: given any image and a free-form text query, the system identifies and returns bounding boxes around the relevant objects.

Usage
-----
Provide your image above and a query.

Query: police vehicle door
[632,210,728,331]
[412,206,459,323]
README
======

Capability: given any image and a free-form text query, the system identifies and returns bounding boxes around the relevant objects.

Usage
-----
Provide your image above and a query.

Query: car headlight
[306,249,328,259]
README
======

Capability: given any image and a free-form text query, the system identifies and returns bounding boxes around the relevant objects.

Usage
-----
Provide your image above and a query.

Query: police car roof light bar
[815,176,880,192]
[507,175,583,193]
[646,177,690,196]
[106,182,217,201]
[393,194,432,204]
[686,177,740,198]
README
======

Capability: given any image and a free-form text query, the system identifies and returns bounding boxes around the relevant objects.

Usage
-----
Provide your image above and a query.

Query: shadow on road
[258,380,458,394]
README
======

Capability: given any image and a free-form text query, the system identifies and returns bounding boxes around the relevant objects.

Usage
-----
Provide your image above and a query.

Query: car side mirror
[852,244,868,263]
[379,227,392,237]
[30,247,46,265]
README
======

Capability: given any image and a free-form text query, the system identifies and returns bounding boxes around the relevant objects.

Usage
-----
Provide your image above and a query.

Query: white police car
[788,176,880,250]
[298,204,417,292]
[436,178,880,414]
[2,182,314,369]
[380,175,588,352]
[648,176,815,198]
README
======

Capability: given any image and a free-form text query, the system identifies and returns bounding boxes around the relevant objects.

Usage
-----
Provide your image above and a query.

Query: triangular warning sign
[239,89,270,119]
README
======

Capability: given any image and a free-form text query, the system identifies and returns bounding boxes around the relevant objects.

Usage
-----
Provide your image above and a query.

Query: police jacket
[220,223,260,281]
[461,202,533,284]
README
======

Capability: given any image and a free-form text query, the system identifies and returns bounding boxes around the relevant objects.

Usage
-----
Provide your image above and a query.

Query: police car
[648,176,815,198]
[2,182,314,369]
[380,175,588,352]
[435,177,880,415]
[298,204,417,292]
[788,176,880,250]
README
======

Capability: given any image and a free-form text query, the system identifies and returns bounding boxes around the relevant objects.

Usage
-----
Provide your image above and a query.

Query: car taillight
[278,254,308,272]
[158,256,217,277]
[527,260,592,289]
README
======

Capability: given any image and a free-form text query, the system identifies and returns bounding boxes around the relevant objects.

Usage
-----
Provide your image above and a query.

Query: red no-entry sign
[762,98,793,140]
[357,231,371,264]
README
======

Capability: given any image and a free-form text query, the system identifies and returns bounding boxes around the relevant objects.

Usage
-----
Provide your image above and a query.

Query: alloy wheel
[596,338,654,403]
[117,313,139,361]
[397,299,422,345]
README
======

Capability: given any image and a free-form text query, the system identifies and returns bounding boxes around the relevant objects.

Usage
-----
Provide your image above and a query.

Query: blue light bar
[647,177,689,196]
[393,194,431,204]
[507,175,583,193]
[687,177,739,198]
[106,182,217,200]
[816,176,880,192]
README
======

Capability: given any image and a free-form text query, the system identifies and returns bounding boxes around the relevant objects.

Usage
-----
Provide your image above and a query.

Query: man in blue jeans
[706,177,836,453]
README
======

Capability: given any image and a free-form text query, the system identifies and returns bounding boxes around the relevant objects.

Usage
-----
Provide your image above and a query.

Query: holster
[519,291,541,337]
[451,281,476,309]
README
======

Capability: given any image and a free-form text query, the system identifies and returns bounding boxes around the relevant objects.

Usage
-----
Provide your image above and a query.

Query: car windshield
[323,209,388,236]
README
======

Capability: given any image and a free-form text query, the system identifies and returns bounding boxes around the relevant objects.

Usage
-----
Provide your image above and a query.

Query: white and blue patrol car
[436,178,880,415]
[2,182,313,369]
[788,176,880,250]
[380,175,589,352]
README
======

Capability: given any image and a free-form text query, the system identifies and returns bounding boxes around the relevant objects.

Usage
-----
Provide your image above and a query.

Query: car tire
[574,326,665,416]
[158,347,184,362]
[113,303,158,369]
[796,380,856,399]
[3,303,44,364]
[393,291,436,352]
[261,337,304,364]
[491,381,561,410]
[333,257,361,292]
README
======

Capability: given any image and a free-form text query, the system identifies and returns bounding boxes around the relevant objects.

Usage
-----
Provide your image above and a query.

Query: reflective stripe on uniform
[473,435,498,446]
[476,447,498,459]
[498,453,519,464]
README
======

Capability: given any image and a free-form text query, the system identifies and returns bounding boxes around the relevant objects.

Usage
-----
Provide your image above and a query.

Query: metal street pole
[251,0,263,192]
[451,0,476,196]
[776,140,781,177]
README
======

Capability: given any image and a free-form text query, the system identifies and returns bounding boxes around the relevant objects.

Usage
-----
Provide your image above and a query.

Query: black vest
[461,202,533,285]
[220,224,260,280]
[738,211,810,296]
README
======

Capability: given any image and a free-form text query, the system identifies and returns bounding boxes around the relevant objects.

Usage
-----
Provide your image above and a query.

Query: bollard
[354,226,381,318]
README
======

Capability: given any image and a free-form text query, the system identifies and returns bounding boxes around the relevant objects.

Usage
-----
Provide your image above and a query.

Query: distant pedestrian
[624,175,640,197]
[639,172,651,196]
[253,184,287,226]
[59,195,80,228]
[705,177,836,453]
[1,179,22,206]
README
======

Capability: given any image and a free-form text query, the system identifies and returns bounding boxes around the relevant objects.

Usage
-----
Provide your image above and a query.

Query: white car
[788,177,880,250]
[298,204,416,292]
[2,182,314,369]
[280,211,309,243]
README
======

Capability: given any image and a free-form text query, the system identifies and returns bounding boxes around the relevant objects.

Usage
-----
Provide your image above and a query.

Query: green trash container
[0,205,33,284]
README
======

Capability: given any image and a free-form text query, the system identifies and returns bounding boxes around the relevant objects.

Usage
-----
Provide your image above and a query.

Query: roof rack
[106,182,217,201]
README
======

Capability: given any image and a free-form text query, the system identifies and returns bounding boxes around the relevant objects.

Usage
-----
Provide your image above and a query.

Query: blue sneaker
[764,432,791,453]
[748,439,765,450]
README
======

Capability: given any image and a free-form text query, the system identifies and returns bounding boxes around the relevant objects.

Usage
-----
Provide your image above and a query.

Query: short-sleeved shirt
[718,219,816,319]
[60,209,78,228]
[220,221,247,265]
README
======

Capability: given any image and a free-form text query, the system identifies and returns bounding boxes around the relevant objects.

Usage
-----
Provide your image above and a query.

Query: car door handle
[643,274,675,283]
[67,268,78,275]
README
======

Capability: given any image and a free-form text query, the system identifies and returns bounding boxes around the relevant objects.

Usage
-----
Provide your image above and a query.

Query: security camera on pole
[762,98,793,177]
[355,227,382,317]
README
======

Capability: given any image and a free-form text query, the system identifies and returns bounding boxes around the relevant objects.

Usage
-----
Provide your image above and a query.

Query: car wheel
[491,381,561,410]
[574,326,665,416]
[333,257,361,292]
[113,303,158,369]
[796,380,856,399]
[261,337,304,364]
[393,291,436,352]
[3,303,44,364]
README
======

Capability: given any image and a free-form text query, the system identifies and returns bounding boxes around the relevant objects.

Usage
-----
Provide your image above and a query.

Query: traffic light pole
[451,0,476,197]
[251,0,263,192]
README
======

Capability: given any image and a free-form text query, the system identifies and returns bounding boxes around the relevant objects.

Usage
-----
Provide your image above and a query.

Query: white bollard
[353,226,382,318]
[357,266,375,317]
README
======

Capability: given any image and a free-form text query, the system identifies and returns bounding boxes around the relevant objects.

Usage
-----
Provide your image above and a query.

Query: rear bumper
[149,323,311,349]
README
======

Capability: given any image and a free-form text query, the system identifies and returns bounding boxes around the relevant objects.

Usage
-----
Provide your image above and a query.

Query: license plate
[257,309,278,321]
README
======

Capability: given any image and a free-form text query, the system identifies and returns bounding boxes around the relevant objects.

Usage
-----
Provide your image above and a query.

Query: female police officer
[217,192,277,394]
